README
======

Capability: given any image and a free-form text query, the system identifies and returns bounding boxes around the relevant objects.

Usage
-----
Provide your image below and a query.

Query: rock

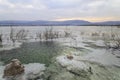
[66,55,73,60]
[3,59,25,80]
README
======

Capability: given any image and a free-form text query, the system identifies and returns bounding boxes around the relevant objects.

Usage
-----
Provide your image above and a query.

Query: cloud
[0,0,15,8]
[0,0,120,21]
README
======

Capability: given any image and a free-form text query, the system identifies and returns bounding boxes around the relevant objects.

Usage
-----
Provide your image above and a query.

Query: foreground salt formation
[24,63,46,80]
[56,55,92,77]
[44,55,92,80]
[1,59,46,80]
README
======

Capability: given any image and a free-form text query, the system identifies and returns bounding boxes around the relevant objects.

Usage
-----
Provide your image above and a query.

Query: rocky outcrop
[3,59,25,80]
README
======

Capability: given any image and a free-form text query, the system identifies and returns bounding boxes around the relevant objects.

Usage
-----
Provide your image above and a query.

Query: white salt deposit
[56,56,89,70]
[94,40,105,47]
[83,49,120,66]
[25,63,45,75]
[0,41,22,51]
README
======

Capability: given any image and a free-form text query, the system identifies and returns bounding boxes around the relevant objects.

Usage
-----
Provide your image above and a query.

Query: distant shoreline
[0,20,120,26]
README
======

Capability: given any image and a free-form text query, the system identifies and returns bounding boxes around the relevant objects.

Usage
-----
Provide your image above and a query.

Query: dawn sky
[0,0,120,22]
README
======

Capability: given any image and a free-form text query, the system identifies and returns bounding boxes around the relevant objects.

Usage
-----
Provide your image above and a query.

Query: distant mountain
[94,21,120,26]
[0,20,120,26]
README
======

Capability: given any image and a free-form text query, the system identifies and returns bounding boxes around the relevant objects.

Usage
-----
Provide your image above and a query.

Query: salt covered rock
[3,59,25,80]
[56,56,92,77]
[56,56,88,69]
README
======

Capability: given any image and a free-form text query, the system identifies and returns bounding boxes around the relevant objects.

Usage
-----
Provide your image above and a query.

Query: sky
[0,0,120,22]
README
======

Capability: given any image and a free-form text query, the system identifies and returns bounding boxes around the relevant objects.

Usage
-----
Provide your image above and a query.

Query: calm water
[0,41,63,66]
